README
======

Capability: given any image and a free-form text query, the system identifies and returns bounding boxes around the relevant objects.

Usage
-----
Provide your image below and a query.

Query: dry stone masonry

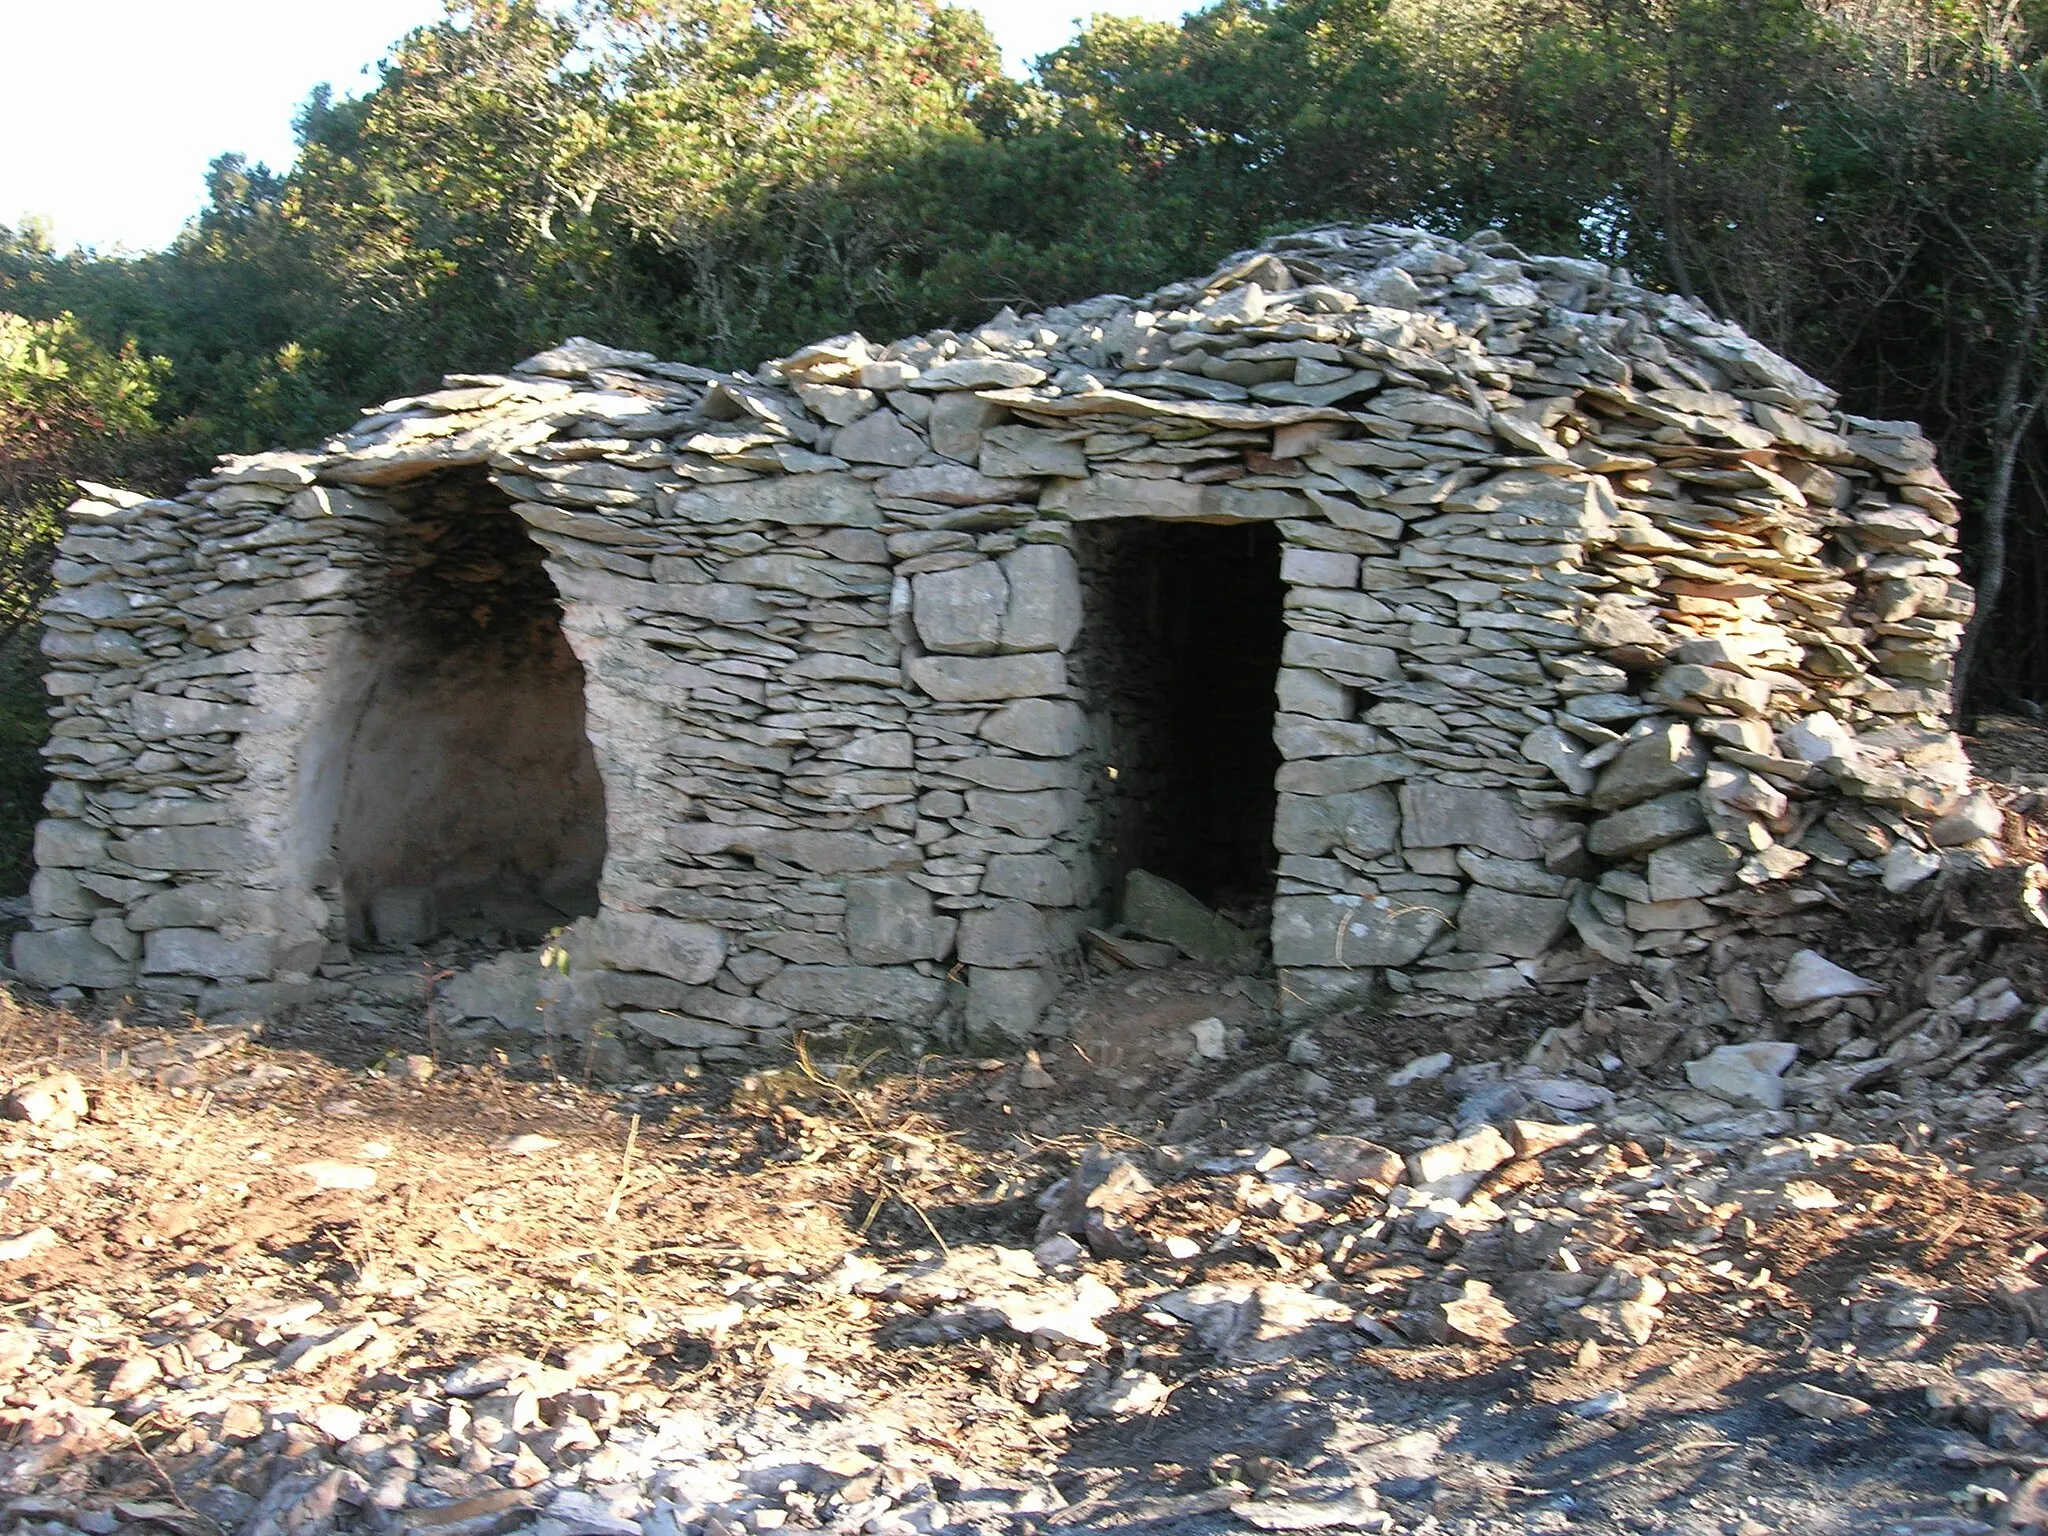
[13,224,1983,1059]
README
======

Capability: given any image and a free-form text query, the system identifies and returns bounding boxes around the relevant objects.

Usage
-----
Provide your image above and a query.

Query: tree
[1802,0,2048,710]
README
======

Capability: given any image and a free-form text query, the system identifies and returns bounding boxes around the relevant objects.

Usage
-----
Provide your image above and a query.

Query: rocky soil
[0,725,2045,1536]
[0,959,2032,1536]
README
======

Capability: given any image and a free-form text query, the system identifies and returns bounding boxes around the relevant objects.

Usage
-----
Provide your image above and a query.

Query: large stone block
[1519,725,1594,796]
[1579,599,1670,663]
[723,554,887,599]
[1456,850,1567,896]
[1275,668,1353,720]
[963,788,1081,839]
[1647,664,1773,717]
[794,381,878,426]
[126,883,269,931]
[594,911,728,984]
[831,408,925,466]
[1270,891,1457,969]
[663,989,788,1033]
[928,391,1006,461]
[909,653,1066,701]
[877,466,1034,507]
[1274,718,1386,759]
[1397,784,1541,859]
[965,965,1056,1044]
[1281,631,1401,682]
[43,629,145,665]
[824,731,914,769]
[1590,723,1705,810]
[912,562,1008,655]
[595,972,695,1009]
[111,826,256,873]
[983,854,1075,906]
[141,928,276,981]
[845,876,956,965]
[369,887,438,947]
[1123,871,1260,968]
[1645,836,1744,903]
[757,965,946,1021]
[12,927,134,989]
[1276,754,1416,796]
[593,976,790,1039]
[957,901,1053,967]
[46,582,152,622]
[912,358,1048,390]
[73,870,172,902]
[29,869,103,922]
[671,824,919,875]
[622,1013,753,1050]
[999,545,1082,652]
[1276,967,1380,1020]
[662,472,881,527]
[1453,887,1570,959]
[129,694,259,739]
[1280,548,1360,588]
[33,819,107,869]
[1272,787,1399,858]
[980,698,1087,757]
[1586,792,1707,859]
[440,952,548,1027]
[90,915,141,961]
[980,426,1086,479]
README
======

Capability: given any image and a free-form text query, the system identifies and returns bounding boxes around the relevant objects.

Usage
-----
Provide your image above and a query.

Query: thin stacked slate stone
[14,224,1980,1052]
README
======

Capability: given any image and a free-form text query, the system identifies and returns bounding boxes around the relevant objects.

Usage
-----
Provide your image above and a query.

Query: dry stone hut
[14,225,1984,1060]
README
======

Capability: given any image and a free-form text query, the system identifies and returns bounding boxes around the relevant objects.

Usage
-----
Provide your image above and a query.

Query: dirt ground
[0,967,2040,1536]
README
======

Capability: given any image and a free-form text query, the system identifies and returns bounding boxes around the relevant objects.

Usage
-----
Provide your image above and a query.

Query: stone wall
[13,224,1981,1058]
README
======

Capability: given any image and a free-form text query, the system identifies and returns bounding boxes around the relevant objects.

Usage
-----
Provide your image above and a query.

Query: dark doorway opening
[1072,519,1285,922]
[322,472,607,948]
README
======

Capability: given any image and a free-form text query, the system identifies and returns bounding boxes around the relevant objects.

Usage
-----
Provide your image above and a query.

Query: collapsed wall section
[14,224,1984,1062]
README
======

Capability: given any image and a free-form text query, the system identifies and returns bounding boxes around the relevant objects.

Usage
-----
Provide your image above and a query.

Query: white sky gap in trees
[0,1,1198,255]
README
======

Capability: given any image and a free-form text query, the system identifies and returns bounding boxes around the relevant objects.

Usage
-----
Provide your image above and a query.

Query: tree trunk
[1953,136,2048,718]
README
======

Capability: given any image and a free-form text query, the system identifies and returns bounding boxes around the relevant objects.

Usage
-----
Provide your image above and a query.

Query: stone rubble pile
[13,223,1983,1060]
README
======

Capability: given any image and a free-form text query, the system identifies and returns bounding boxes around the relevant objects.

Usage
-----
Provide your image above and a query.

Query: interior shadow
[1070,518,1286,920]
[307,470,607,950]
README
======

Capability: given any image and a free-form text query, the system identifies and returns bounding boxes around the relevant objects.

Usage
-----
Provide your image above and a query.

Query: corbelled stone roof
[21,223,1980,1040]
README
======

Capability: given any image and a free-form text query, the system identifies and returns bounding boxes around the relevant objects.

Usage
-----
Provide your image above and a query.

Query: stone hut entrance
[1072,521,1284,921]
[301,471,607,949]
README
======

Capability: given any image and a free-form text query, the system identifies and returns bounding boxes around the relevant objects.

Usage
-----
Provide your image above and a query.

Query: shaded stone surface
[594,913,727,985]
[844,877,955,966]
[1122,871,1260,968]
[1271,892,1456,969]
[1398,785,1540,859]
[1453,887,1570,959]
